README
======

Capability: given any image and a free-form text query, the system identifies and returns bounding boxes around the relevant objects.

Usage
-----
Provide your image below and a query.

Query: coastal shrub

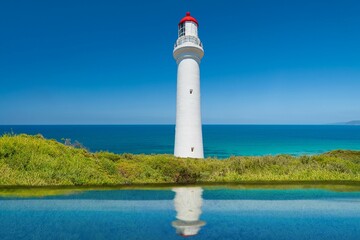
[0,134,360,186]
[121,153,135,160]
[118,161,142,179]
[96,151,122,162]
[98,158,118,175]
[323,150,360,163]
[173,168,200,183]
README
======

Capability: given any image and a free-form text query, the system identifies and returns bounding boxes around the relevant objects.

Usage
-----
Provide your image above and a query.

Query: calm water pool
[0,186,360,240]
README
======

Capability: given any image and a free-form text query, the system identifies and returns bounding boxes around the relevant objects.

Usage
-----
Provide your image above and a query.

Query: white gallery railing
[174,36,203,48]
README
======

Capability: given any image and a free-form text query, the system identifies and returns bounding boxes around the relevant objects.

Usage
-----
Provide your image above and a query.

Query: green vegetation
[0,134,360,186]
[2,183,360,198]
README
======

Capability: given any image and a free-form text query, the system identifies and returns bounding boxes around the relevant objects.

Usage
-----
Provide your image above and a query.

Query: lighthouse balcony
[174,36,203,49]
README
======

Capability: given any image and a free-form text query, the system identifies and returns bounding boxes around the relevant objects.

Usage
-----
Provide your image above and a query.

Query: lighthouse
[174,12,204,158]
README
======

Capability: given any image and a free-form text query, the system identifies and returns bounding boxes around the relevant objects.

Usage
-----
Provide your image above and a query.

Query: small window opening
[178,23,185,37]
[190,89,193,94]
[191,147,194,152]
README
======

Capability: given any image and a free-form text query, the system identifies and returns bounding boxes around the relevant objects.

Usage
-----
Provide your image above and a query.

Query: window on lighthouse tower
[178,23,185,37]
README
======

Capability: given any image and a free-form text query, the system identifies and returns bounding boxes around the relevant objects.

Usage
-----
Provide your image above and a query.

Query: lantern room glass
[178,23,185,37]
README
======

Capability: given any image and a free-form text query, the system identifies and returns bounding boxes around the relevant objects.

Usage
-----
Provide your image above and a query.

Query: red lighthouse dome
[179,12,199,26]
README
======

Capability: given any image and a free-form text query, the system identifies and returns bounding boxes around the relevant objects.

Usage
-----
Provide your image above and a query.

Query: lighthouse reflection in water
[172,187,206,237]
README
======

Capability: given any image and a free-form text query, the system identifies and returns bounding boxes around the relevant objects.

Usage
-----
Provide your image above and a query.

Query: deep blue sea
[1,125,360,157]
[0,187,360,240]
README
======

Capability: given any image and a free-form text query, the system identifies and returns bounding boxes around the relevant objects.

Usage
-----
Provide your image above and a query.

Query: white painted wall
[174,56,203,158]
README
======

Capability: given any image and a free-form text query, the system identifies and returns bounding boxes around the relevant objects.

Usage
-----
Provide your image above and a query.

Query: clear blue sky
[1,0,359,124]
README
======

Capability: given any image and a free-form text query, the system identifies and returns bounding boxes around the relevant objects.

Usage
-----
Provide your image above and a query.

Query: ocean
[0,125,359,158]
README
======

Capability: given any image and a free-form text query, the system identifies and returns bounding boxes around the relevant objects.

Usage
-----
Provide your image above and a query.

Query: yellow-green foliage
[0,134,124,185]
[0,134,360,186]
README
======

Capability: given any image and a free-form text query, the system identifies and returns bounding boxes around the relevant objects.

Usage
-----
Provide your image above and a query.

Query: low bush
[0,134,359,186]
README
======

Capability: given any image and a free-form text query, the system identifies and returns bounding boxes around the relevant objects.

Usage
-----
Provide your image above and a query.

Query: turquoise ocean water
[1,125,359,158]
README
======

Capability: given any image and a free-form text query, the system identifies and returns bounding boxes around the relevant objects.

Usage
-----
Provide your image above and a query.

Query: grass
[0,134,360,186]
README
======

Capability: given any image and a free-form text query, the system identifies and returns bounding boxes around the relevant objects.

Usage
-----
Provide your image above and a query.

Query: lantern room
[174,12,203,50]
[178,12,199,37]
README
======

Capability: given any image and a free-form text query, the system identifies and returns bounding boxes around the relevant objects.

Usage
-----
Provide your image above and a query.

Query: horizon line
[0,123,357,126]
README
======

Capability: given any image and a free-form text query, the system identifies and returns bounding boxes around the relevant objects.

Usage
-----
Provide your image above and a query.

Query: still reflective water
[0,187,360,240]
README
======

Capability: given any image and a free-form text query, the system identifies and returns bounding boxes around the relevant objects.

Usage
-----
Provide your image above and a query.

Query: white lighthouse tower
[174,12,204,158]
